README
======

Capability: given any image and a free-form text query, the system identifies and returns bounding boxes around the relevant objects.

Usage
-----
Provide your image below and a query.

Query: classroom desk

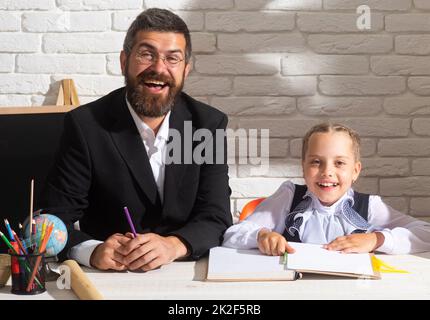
[1,252,429,300]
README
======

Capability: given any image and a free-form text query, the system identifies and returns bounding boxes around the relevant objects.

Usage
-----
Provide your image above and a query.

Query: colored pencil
[4,219,15,241]
[123,207,137,237]
[29,179,34,245]
[26,223,53,292]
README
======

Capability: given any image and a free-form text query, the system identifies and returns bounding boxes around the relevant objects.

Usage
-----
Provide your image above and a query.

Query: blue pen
[4,219,15,241]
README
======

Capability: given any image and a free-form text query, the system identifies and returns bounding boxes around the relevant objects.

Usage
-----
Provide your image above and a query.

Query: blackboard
[0,106,76,253]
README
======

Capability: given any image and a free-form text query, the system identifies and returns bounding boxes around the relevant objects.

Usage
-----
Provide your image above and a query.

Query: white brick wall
[0,0,429,219]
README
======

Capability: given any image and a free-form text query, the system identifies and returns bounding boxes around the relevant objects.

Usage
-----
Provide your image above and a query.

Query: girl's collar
[304,187,355,213]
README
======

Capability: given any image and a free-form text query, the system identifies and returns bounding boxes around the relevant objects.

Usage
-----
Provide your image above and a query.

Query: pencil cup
[9,251,46,295]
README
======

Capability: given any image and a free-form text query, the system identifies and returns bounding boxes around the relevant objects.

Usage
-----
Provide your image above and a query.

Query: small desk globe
[23,214,68,257]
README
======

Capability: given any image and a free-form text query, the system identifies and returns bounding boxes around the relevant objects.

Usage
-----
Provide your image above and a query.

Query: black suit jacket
[40,88,232,261]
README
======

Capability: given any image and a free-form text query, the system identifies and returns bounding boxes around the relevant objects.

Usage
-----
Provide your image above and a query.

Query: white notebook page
[287,242,374,276]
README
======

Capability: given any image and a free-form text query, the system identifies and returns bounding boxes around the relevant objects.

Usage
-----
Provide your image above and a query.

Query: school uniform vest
[282,184,370,242]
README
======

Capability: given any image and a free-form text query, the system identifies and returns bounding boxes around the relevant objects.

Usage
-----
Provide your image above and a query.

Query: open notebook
[207,242,380,281]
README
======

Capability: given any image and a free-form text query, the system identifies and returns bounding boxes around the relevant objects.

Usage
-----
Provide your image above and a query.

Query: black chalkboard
[0,112,66,253]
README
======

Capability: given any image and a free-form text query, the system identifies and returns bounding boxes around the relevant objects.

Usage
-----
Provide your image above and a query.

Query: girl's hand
[324,232,385,253]
[257,228,295,256]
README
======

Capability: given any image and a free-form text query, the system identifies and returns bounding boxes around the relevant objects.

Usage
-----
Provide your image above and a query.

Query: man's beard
[125,67,184,118]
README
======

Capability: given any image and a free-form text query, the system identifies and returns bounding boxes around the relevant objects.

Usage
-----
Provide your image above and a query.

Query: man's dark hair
[123,8,192,63]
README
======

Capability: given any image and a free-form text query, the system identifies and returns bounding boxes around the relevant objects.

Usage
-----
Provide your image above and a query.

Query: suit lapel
[108,90,158,205]
[162,95,193,215]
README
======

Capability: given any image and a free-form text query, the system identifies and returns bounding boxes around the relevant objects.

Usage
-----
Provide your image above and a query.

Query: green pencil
[0,231,18,254]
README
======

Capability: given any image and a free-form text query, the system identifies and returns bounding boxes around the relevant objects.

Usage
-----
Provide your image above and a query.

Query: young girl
[223,123,430,255]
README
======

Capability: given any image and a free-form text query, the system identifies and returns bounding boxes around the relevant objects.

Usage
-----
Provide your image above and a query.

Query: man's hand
[89,233,129,271]
[117,233,189,271]
[257,228,295,256]
[324,232,385,253]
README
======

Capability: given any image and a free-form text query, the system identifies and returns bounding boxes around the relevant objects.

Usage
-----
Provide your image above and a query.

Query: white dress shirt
[69,99,170,267]
[223,181,430,254]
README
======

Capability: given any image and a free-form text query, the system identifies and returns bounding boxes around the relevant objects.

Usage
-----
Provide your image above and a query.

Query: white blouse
[223,181,430,254]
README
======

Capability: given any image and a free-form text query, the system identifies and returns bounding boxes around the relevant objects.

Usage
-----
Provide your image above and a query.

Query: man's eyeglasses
[135,50,184,68]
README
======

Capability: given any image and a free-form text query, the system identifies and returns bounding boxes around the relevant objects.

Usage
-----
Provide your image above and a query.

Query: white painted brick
[379,139,430,156]
[353,178,378,195]
[395,35,430,55]
[43,33,124,53]
[112,11,203,32]
[206,12,294,32]
[211,97,295,116]
[412,119,430,136]
[371,56,430,76]
[183,76,232,96]
[308,35,392,54]
[0,75,50,94]
[0,95,31,106]
[234,76,316,96]
[191,33,216,53]
[57,0,142,10]
[282,54,368,75]
[269,139,289,158]
[0,0,55,10]
[195,54,280,75]
[412,159,430,175]
[408,77,430,96]
[0,54,13,72]
[340,118,410,137]
[382,197,408,213]
[51,75,123,96]
[106,54,122,75]
[23,12,110,32]
[0,13,20,31]
[410,198,430,217]
[144,0,233,10]
[324,0,411,10]
[319,76,406,96]
[238,160,302,178]
[0,33,39,53]
[290,138,303,158]
[386,14,430,32]
[238,119,321,138]
[414,0,430,9]
[384,94,430,115]
[298,96,382,116]
[112,11,139,31]
[74,95,98,105]
[292,135,377,158]
[235,0,322,10]
[230,177,298,198]
[17,54,105,74]
[177,11,204,32]
[218,34,305,53]
[31,94,57,106]
[361,158,409,177]
[298,13,383,33]
[380,177,430,196]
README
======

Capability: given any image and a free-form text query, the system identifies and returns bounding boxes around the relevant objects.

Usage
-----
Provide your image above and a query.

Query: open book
[207,242,380,281]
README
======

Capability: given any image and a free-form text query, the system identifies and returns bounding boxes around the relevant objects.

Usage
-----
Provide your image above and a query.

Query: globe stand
[44,256,61,281]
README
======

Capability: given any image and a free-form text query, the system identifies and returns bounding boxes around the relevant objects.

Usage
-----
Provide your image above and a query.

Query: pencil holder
[9,250,46,295]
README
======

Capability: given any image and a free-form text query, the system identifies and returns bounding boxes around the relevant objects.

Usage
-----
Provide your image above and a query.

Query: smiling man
[40,8,232,271]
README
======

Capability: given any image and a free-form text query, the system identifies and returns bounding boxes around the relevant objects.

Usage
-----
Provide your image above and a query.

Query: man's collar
[125,96,171,141]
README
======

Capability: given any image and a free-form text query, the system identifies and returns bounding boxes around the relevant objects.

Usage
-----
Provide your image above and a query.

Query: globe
[23,214,68,257]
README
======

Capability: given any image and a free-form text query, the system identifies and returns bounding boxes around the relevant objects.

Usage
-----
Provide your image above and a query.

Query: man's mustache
[137,70,175,88]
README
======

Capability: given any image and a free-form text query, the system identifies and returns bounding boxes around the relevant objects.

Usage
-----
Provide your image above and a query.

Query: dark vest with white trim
[282,184,370,242]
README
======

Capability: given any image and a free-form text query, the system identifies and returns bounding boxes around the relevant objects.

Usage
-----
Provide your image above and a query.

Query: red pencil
[25,224,53,292]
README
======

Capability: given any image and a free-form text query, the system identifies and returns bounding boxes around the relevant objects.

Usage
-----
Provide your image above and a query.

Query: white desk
[1,252,429,300]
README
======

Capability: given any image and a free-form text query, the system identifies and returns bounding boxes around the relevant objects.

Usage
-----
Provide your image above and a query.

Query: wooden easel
[56,79,80,107]
[0,78,80,115]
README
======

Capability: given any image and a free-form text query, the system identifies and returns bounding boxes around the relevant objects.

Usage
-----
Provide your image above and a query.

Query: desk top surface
[1,252,429,300]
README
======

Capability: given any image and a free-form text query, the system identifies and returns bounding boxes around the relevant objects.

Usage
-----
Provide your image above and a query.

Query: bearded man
[40,8,232,271]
